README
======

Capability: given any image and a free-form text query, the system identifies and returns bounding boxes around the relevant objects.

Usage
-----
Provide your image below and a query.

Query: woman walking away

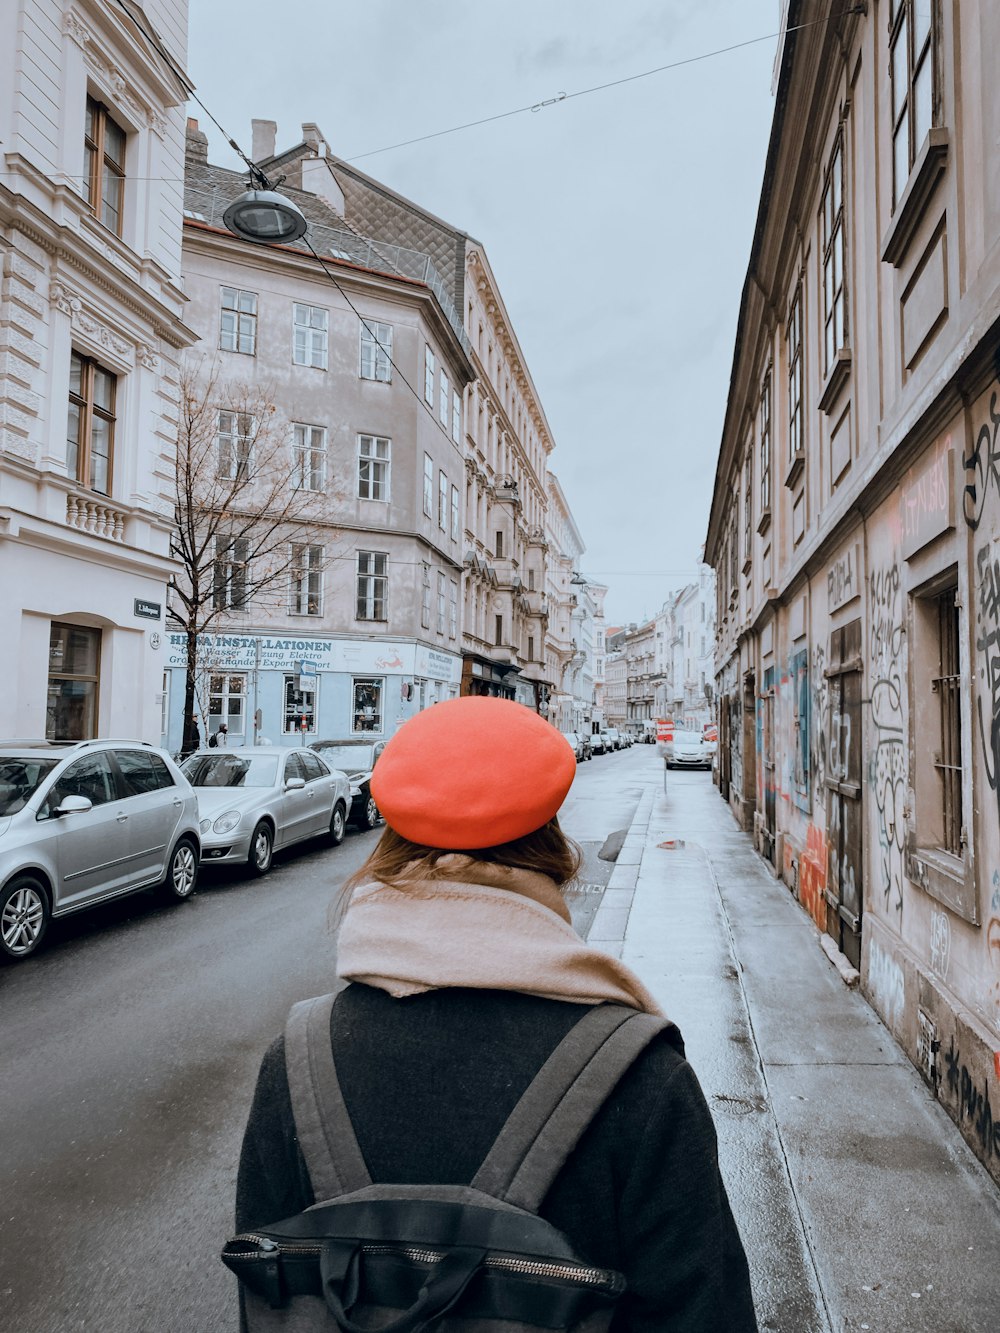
[229,696,758,1332]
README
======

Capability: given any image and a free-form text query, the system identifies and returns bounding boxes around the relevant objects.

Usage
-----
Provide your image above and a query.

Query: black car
[309,739,386,829]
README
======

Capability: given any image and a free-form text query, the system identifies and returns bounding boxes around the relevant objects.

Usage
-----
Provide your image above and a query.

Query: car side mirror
[55,794,93,816]
[284,777,306,791]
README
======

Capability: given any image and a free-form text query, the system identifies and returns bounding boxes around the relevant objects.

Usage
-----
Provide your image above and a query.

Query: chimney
[185,116,208,166]
[251,118,277,163]
[302,122,326,156]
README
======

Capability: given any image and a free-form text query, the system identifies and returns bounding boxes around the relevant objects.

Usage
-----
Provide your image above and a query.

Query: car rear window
[181,754,279,788]
[115,749,175,795]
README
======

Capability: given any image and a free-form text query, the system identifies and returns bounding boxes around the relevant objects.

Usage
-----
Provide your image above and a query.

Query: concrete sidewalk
[589,772,1000,1333]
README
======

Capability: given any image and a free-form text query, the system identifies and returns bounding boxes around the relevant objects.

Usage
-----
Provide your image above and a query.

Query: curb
[587,781,657,958]
[818,932,861,987]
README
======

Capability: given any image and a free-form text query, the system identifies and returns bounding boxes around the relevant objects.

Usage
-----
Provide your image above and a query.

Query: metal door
[825,619,864,968]
[761,666,777,865]
[718,694,731,800]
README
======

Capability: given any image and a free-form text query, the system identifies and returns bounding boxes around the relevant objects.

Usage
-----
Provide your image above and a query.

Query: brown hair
[330,818,582,933]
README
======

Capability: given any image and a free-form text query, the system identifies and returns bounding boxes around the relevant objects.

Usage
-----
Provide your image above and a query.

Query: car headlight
[212,810,243,834]
[349,783,361,797]
[199,817,212,834]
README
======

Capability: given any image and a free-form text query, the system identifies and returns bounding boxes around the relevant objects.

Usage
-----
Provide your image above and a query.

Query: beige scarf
[336,856,664,1017]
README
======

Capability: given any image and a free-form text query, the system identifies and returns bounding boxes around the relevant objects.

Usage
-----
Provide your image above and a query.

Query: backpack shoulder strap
[471,1004,668,1213]
[284,989,372,1202]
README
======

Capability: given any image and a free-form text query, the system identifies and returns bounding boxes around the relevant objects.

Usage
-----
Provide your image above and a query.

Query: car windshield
[0,756,60,816]
[316,745,373,771]
[675,731,703,745]
[180,754,279,788]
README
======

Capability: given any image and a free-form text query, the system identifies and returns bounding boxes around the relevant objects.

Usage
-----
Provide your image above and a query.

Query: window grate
[932,591,963,856]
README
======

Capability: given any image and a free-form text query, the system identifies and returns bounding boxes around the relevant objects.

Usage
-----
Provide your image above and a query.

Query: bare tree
[169,360,332,755]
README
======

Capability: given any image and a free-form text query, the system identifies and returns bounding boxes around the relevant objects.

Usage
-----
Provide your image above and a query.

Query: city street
[0,745,645,1333]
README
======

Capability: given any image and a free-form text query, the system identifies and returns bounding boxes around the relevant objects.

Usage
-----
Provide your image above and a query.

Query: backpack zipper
[227,1235,618,1291]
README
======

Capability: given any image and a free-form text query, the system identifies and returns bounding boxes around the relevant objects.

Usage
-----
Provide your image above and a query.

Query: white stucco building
[0,0,193,741]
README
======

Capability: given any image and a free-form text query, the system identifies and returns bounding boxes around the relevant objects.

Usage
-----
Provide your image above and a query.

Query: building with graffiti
[705,0,1000,1185]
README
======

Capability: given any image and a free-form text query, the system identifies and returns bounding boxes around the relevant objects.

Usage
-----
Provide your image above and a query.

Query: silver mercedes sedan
[180,747,351,877]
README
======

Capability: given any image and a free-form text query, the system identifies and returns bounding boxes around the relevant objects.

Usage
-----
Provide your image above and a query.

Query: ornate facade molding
[65,8,166,139]
[50,280,133,360]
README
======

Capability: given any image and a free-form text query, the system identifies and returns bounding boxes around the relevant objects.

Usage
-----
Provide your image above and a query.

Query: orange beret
[369,696,577,849]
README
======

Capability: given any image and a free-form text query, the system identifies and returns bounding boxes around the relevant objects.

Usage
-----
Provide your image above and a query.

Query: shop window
[47,623,100,740]
[208,674,245,741]
[283,675,317,734]
[353,678,383,733]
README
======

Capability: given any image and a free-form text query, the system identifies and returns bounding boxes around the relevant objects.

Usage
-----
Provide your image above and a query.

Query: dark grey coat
[235,983,758,1332]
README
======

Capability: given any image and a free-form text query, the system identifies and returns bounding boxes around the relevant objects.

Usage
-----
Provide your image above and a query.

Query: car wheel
[329,803,347,846]
[161,838,198,901]
[361,793,380,830]
[1,875,49,962]
[248,822,274,877]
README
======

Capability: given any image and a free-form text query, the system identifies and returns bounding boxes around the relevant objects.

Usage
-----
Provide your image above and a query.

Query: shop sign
[165,632,336,673]
[414,645,462,683]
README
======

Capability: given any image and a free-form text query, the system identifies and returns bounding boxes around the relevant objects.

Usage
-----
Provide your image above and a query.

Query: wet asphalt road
[0,744,649,1333]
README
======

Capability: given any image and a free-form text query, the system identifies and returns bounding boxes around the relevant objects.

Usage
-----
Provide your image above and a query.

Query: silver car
[180,747,351,877]
[0,739,201,962]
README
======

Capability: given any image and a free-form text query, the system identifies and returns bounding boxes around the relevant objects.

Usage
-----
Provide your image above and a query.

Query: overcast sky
[186,0,779,627]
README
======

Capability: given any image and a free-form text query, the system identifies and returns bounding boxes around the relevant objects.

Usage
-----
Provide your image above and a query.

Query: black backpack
[223,994,667,1331]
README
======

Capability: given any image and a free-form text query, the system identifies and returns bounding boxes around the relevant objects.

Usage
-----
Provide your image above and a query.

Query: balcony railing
[65,493,127,542]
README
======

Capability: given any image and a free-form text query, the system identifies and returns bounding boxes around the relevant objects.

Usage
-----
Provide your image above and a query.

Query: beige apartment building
[705,0,1000,1183]
[169,121,473,748]
[462,246,554,710]
[0,0,193,742]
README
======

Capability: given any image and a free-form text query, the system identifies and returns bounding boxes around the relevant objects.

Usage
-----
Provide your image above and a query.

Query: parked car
[662,729,713,771]
[180,746,350,876]
[560,731,587,762]
[0,739,200,962]
[604,728,623,751]
[589,732,607,755]
[310,738,386,828]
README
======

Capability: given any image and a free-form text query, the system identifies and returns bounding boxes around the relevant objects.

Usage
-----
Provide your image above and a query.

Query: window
[220,287,257,355]
[292,424,327,492]
[450,485,459,541]
[759,370,772,515]
[47,623,100,740]
[528,569,535,592]
[283,675,317,734]
[527,634,535,661]
[424,345,436,405]
[437,571,447,634]
[423,454,434,517]
[495,614,503,646]
[115,749,174,795]
[788,285,803,466]
[438,471,448,530]
[360,319,392,381]
[353,678,384,732]
[209,673,245,741]
[930,584,963,856]
[890,0,935,207]
[84,98,126,235]
[821,135,847,374]
[452,389,462,444]
[289,543,323,615]
[743,457,752,565]
[218,411,254,481]
[357,551,388,620]
[67,352,116,495]
[358,435,390,501]
[449,579,458,640]
[495,530,504,559]
[161,669,170,737]
[293,303,328,369]
[213,537,250,609]
[439,370,450,427]
[421,563,431,629]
